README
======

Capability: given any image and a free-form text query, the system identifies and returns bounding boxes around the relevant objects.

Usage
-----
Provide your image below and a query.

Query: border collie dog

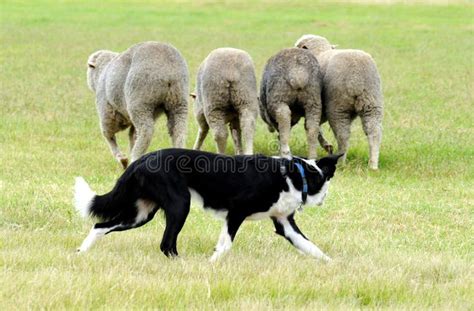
[74,149,342,262]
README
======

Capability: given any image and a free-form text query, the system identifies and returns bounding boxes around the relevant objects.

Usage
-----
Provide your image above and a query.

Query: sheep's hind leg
[304,106,322,159]
[193,112,209,150]
[100,119,128,169]
[98,103,128,168]
[328,110,352,165]
[128,125,137,154]
[361,110,383,170]
[102,132,128,169]
[318,129,333,155]
[275,104,292,158]
[230,118,243,155]
[167,107,188,149]
[239,108,256,155]
[207,110,229,154]
[129,107,155,163]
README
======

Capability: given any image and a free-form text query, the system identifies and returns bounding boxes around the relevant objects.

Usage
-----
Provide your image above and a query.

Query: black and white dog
[74,149,342,261]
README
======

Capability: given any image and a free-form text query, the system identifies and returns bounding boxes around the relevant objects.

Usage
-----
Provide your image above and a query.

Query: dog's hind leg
[210,213,245,262]
[77,200,159,253]
[77,225,114,253]
[160,193,191,257]
[272,214,331,262]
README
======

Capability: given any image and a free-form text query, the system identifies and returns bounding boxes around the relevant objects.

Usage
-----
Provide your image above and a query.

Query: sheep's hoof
[324,144,334,155]
[281,150,292,159]
[369,163,379,170]
[117,156,128,169]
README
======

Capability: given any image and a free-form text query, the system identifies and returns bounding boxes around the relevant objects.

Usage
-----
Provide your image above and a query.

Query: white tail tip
[74,177,96,218]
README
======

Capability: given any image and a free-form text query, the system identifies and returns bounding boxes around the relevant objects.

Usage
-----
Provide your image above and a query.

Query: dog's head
[315,153,343,180]
[293,154,343,206]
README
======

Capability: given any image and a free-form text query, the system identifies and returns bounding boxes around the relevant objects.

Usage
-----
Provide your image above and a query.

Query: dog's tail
[74,176,131,221]
[74,177,96,218]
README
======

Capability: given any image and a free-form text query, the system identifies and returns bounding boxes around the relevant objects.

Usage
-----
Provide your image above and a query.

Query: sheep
[86,41,189,168]
[192,48,258,155]
[259,47,327,159]
[295,34,383,170]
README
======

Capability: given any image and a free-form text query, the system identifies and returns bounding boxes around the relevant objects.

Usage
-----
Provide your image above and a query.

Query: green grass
[1,0,473,309]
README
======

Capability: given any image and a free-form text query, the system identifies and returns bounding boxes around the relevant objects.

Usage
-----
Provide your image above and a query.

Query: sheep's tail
[74,177,130,221]
[288,67,309,90]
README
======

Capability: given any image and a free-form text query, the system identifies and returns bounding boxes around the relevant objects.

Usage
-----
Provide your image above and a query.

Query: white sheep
[192,48,258,155]
[259,48,324,159]
[295,34,383,169]
[87,41,189,168]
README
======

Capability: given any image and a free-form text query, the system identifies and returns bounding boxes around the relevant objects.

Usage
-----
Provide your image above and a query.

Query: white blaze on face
[296,158,329,206]
[299,158,323,177]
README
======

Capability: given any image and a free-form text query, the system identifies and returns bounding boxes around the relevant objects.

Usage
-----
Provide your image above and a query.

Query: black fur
[82,148,341,257]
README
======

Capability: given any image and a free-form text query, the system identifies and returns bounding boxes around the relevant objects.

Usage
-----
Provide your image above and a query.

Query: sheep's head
[86,50,118,92]
[294,34,335,56]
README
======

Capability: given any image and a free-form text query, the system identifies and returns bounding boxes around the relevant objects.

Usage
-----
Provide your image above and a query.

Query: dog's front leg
[210,213,245,262]
[272,214,331,262]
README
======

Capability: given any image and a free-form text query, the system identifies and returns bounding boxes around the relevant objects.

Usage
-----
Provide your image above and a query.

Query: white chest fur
[189,177,330,222]
[246,178,301,220]
[247,178,330,220]
[306,180,330,206]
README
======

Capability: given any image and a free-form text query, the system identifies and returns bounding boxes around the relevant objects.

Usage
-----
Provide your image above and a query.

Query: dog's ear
[317,153,344,179]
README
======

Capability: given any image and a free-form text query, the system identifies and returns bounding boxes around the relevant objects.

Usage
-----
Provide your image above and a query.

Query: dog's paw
[209,251,224,263]
[162,248,179,258]
[321,255,332,263]
[209,255,219,263]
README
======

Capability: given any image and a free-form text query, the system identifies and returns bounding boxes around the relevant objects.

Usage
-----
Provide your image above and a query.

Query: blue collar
[294,162,308,204]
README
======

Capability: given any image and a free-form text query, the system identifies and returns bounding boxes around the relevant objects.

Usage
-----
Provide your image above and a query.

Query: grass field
[1,0,473,309]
